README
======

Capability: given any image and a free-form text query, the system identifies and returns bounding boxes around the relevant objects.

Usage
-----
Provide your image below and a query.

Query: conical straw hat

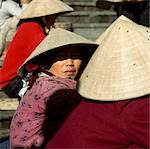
[77,15,150,101]
[96,15,133,44]
[18,27,98,76]
[19,0,73,19]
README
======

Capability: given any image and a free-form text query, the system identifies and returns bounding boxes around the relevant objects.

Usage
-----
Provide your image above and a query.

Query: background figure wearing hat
[9,27,98,148]
[96,0,149,27]
[0,0,73,99]
[0,0,31,60]
[46,16,150,148]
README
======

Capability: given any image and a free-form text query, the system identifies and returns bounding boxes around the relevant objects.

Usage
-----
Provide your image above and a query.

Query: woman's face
[48,47,82,79]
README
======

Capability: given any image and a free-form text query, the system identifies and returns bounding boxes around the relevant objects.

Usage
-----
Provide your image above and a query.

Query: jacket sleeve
[9,77,77,148]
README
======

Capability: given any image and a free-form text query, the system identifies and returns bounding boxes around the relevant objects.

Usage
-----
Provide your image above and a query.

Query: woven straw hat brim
[18,27,98,76]
[18,0,73,19]
[77,15,150,101]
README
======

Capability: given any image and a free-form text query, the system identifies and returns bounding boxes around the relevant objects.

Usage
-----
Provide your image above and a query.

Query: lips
[64,68,76,74]
[65,70,76,73]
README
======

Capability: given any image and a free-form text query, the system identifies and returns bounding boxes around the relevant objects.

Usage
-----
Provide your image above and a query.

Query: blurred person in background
[96,0,149,27]
[0,0,31,60]
[0,0,73,99]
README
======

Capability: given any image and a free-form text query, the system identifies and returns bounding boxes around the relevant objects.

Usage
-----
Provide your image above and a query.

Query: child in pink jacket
[9,27,98,148]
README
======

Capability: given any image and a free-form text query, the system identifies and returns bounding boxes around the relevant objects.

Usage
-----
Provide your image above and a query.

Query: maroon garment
[46,95,149,149]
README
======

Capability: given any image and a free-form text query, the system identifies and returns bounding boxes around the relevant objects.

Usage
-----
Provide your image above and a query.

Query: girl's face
[48,47,82,79]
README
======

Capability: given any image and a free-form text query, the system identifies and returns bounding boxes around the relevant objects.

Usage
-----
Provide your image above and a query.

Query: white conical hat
[96,15,133,44]
[18,27,98,76]
[19,0,73,19]
[77,15,150,101]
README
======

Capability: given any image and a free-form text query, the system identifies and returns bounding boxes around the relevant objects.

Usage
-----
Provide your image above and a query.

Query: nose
[66,58,74,66]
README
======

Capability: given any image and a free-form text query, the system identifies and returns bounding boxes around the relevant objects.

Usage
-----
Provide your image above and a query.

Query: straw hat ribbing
[77,15,150,101]
[18,27,98,76]
[18,0,73,19]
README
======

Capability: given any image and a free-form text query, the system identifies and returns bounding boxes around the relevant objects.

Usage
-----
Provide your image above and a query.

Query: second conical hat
[18,27,98,76]
[19,0,73,19]
[77,15,150,101]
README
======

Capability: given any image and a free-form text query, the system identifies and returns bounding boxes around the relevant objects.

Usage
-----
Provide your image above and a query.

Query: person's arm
[4,0,29,16]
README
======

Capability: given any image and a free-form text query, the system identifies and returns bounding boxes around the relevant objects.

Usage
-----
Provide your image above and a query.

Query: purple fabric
[46,95,150,149]
[10,76,77,148]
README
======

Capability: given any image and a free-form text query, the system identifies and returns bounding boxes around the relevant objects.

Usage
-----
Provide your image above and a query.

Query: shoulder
[121,95,149,147]
[120,95,149,123]
[13,22,45,42]
[18,22,43,31]
[123,95,149,116]
[16,22,45,39]
[34,76,77,92]
[25,76,76,97]
[23,76,77,104]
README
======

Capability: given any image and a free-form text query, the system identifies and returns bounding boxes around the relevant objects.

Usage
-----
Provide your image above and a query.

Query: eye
[70,54,82,59]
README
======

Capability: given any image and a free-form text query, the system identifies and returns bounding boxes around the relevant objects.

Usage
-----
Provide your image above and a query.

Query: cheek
[74,60,82,70]
[48,61,63,74]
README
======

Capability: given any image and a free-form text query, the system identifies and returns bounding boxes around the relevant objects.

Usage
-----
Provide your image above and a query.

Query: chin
[65,76,75,79]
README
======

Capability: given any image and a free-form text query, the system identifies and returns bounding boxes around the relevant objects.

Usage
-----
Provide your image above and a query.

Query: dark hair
[12,0,20,3]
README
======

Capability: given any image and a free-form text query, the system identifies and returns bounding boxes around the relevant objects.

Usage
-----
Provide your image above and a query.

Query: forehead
[55,46,81,54]
[28,46,82,67]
